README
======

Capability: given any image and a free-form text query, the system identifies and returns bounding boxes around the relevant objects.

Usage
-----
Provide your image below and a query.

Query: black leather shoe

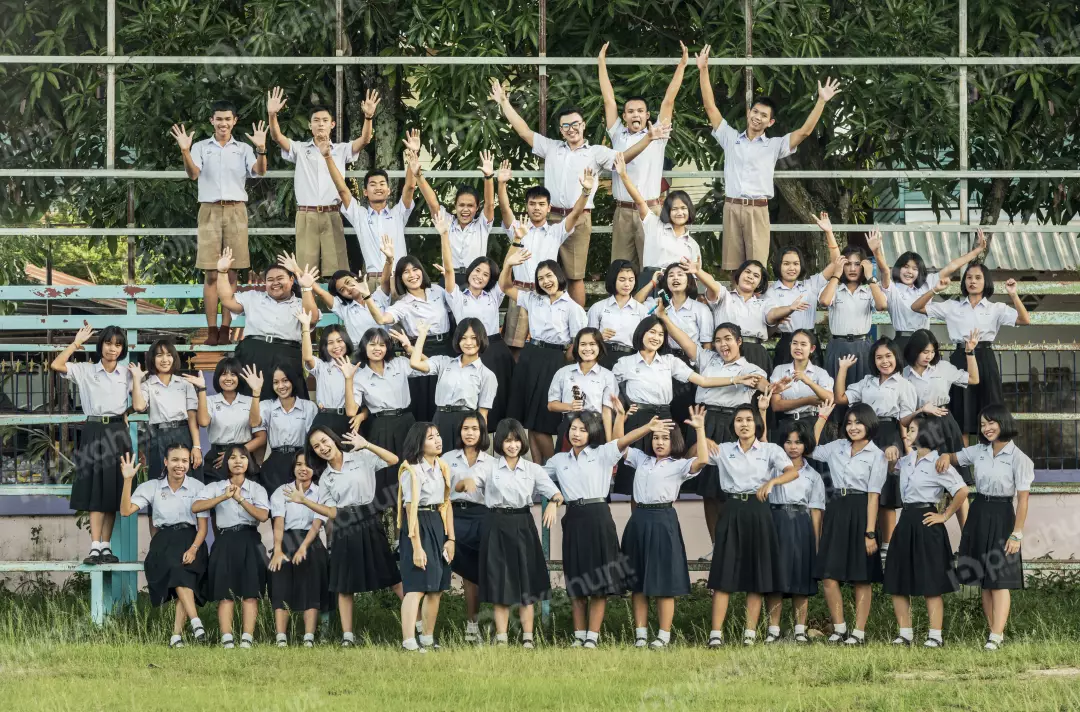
[82,551,101,565]
[98,549,120,564]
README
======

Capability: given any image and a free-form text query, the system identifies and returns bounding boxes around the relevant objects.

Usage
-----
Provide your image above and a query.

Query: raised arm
[696,45,723,129]
[434,210,455,295]
[242,366,265,428]
[401,140,420,209]
[266,86,292,153]
[814,211,842,266]
[1005,279,1031,325]
[789,78,841,150]
[939,229,988,281]
[654,300,698,361]
[614,152,650,221]
[813,399,835,443]
[563,169,593,232]
[832,355,856,405]
[621,120,670,164]
[316,140,354,208]
[687,406,710,474]
[864,258,888,310]
[51,322,94,374]
[295,308,317,369]
[244,122,268,176]
[170,124,199,180]
[345,432,399,467]
[118,454,142,517]
[496,161,517,229]
[616,415,676,451]
[409,322,433,374]
[214,248,244,313]
[479,150,496,223]
[911,276,949,315]
[351,89,380,155]
[816,253,845,307]
[597,43,619,130]
[490,79,535,147]
[498,233,531,303]
[683,258,723,303]
[129,363,147,413]
[657,41,689,125]
[866,230,890,289]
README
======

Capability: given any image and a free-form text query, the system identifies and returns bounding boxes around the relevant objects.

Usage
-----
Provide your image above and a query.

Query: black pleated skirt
[144,525,209,606]
[328,505,401,594]
[770,505,819,597]
[208,526,268,601]
[479,508,551,606]
[875,417,904,509]
[613,405,670,496]
[741,341,773,376]
[950,344,1004,434]
[508,343,567,435]
[622,506,690,597]
[433,409,470,453]
[146,424,199,481]
[824,337,872,382]
[669,350,696,429]
[940,412,974,486]
[480,336,514,429]
[70,419,131,513]
[399,509,452,594]
[450,502,488,584]
[686,407,736,498]
[270,529,331,612]
[260,447,302,495]
[235,337,307,401]
[562,502,626,597]
[409,335,452,424]
[956,496,1024,590]
[203,442,258,484]
[362,411,415,511]
[815,493,883,583]
[883,503,959,596]
[707,496,780,593]
[312,410,352,438]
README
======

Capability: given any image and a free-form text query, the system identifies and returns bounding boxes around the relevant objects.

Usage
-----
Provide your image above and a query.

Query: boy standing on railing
[171,101,267,345]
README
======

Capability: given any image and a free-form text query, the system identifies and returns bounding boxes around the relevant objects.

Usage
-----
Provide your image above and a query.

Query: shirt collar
[498,456,527,472]
[914,449,940,466]
[736,130,769,143]
[365,203,393,218]
[659,221,693,240]
[574,363,597,377]
[160,475,195,491]
[94,361,123,376]
[991,441,1017,457]
[961,296,991,309]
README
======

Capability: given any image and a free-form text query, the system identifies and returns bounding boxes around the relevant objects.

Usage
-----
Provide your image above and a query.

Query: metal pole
[538,0,548,136]
[335,0,344,143]
[959,0,969,233]
[744,0,754,107]
[106,0,115,170]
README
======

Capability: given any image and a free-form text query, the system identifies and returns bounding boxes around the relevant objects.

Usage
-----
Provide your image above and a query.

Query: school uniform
[439,206,493,282]
[587,296,649,370]
[824,283,876,383]
[355,357,415,507]
[547,363,618,451]
[638,212,702,277]
[809,440,887,583]
[230,289,309,401]
[955,442,1034,590]
[883,451,965,597]
[707,289,773,373]
[706,441,791,593]
[196,478,270,601]
[885,273,941,352]
[257,398,318,493]
[340,198,412,277]
[904,362,972,484]
[927,298,1018,434]
[620,449,696,596]
[130,475,209,605]
[203,393,264,483]
[141,374,200,480]
[385,286,453,423]
[610,352,693,495]
[284,140,356,274]
[769,463,826,597]
[398,460,452,594]
[308,358,352,436]
[269,482,331,612]
[330,291,390,346]
[61,361,133,513]
[763,275,828,366]
[502,218,573,348]
[425,355,497,448]
[191,136,258,271]
[643,295,714,427]
[473,457,561,606]
[445,285,512,427]
[319,450,402,593]
[508,290,585,435]
[544,441,626,597]
[610,118,668,272]
[769,362,834,440]
[445,449,494,584]
[845,373,918,508]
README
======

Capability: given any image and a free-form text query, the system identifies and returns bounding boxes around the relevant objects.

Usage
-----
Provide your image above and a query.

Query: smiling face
[779,250,802,283]
[783,431,806,461]
[502,434,523,459]
[916,343,936,368]
[455,193,478,224]
[153,346,174,374]
[874,345,897,377]
[845,413,868,442]
[899,259,920,287]
[264,266,295,301]
[218,368,239,393]
[272,369,294,399]
[714,328,742,362]
[325,330,348,360]
[334,274,364,301]
[733,410,757,440]
[557,112,585,146]
[468,261,491,291]
[537,266,559,296]
[665,266,688,294]
[210,110,237,139]
[641,323,666,353]
[789,332,814,362]
[309,430,338,461]
[568,418,590,449]
[622,99,649,133]
[737,263,763,294]
[667,197,690,227]
[650,429,672,458]
[100,336,124,363]
[165,448,190,480]
[227,448,249,475]
[293,454,314,487]
[423,426,443,457]
[365,334,388,363]
[458,327,480,357]
[401,262,425,292]
[980,416,1001,443]
[309,110,334,140]
[460,417,482,449]
[614,268,636,297]
[576,333,600,363]
[746,102,776,134]
[364,174,390,204]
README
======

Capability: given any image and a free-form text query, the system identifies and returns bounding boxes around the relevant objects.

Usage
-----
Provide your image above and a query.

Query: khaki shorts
[503,295,531,349]
[196,203,250,270]
[611,203,661,272]
[549,210,592,280]
[295,210,348,275]
[722,201,770,270]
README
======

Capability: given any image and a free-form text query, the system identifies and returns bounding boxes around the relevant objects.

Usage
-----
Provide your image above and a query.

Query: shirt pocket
[549,306,569,336]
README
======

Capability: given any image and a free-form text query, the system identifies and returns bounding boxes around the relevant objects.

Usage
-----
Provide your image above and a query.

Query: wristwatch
[1009,531,1024,541]
[511,241,524,248]
[256,148,267,155]
[868,277,878,285]
[864,531,877,540]
[194,386,206,393]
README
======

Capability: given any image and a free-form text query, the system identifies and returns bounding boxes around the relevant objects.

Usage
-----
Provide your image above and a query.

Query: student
[442,412,495,643]
[269,451,331,648]
[51,323,133,565]
[456,418,564,648]
[810,400,886,645]
[614,398,708,648]
[193,358,266,483]
[295,308,359,436]
[911,264,1031,436]
[884,416,968,647]
[170,102,267,345]
[698,44,840,268]
[395,422,455,652]
[192,445,271,649]
[936,404,1032,651]
[287,427,402,647]
[587,259,649,369]
[764,422,826,644]
[241,365,318,493]
[216,247,318,400]
[769,329,834,441]
[130,338,203,480]
[119,446,208,648]
[304,240,393,346]
[266,86,380,275]
[695,259,773,374]
[547,327,618,450]
[500,249,588,467]
[490,80,668,305]
[599,41,687,272]
[817,246,888,383]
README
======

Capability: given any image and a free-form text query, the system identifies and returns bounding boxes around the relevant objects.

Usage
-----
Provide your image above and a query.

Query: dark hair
[660,190,696,225]
[750,95,779,118]
[457,411,491,451]
[493,418,530,457]
[263,265,302,298]
[318,324,354,362]
[960,263,994,298]
[632,316,669,354]
[394,255,432,295]
[222,444,254,477]
[291,450,315,483]
[525,185,551,204]
[269,362,305,399]
[568,411,607,449]
[780,420,816,459]
[713,322,743,345]
[364,169,390,188]
[454,185,481,205]
[555,105,586,125]
[401,421,440,465]
[465,255,499,291]
[840,245,868,285]
[891,251,928,289]
[659,261,699,299]
[309,105,334,119]
[727,405,766,440]
[868,337,903,377]
[146,338,181,376]
[605,259,637,296]
[773,246,808,281]
[452,318,489,356]
[327,270,360,303]
[305,425,345,471]
[910,414,947,451]
[535,259,567,296]
[733,260,768,295]
[904,329,941,368]
[94,326,128,363]
[163,442,191,461]
[644,421,687,459]
[623,95,649,110]
[213,356,243,392]
[356,327,391,368]
[570,327,606,363]
[844,403,880,442]
[789,328,819,352]
[209,100,237,117]
[978,404,1019,444]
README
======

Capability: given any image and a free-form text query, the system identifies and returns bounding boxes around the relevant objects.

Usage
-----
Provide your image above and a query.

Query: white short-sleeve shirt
[955,442,1035,498]
[547,363,618,414]
[531,134,617,209]
[191,137,258,203]
[140,374,198,424]
[440,206,493,269]
[62,361,131,417]
[608,118,667,202]
[340,198,413,274]
[231,289,305,341]
[641,212,702,269]
[764,275,828,333]
[926,298,1019,343]
[508,219,573,284]
[586,296,649,349]
[130,475,207,528]
[711,120,794,199]
[612,352,693,405]
[281,140,356,206]
[385,286,453,338]
[517,291,587,346]
[623,448,697,504]
[886,273,941,332]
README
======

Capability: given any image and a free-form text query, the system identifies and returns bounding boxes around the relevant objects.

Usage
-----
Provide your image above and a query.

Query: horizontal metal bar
[0,344,238,352]
[0,314,341,329]
[0,561,143,572]
[0,414,148,425]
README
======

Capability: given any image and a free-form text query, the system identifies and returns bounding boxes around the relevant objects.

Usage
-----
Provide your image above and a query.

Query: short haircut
[356,327,390,368]
[213,356,243,392]
[840,244,869,285]
[960,263,995,298]
[305,425,344,471]
[773,246,808,281]
[291,450,314,482]
[868,337,903,377]
[728,405,766,440]
[394,255,432,295]
[779,420,816,459]
[713,322,743,343]
[146,338,181,376]
[525,185,551,204]
[163,442,191,459]
[327,269,359,303]
[844,403,880,442]
[644,421,687,459]
[605,259,637,296]
[465,255,499,291]
[452,318,489,356]
[454,185,481,205]
[623,95,649,112]
[750,95,779,118]
[911,414,947,452]
[535,259,567,295]
[659,262,699,299]
[364,169,389,188]
[457,410,491,451]
[400,421,439,465]
[318,324,355,362]
[221,444,255,477]
[94,326,128,362]
[570,326,606,364]
[263,265,302,298]
[555,105,585,125]
[978,404,1019,444]
[269,361,305,399]
[733,259,768,295]
[891,251,929,289]
[493,418,530,457]
[904,329,941,368]
[660,190,696,225]
[309,105,333,119]
[632,316,669,354]
[210,100,237,117]
[568,411,607,449]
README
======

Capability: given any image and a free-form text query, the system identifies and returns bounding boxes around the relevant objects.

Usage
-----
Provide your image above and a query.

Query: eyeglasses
[560,121,584,131]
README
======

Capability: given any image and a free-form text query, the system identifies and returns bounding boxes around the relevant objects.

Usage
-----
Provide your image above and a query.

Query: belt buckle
[101,415,111,424]
[840,488,849,496]
[735,493,749,501]
[263,335,276,344]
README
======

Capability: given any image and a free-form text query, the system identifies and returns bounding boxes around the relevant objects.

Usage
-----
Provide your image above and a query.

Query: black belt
[975,493,1014,502]
[837,488,867,497]
[245,335,300,347]
[492,506,530,514]
[157,523,195,531]
[452,501,485,510]
[274,445,303,455]
[669,348,687,359]
[489,333,503,342]
[741,336,764,344]
[409,504,441,512]
[771,503,808,512]
[319,407,346,415]
[566,497,607,508]
[372,408,410,417]
[219,524,256,533]
[959,341,993,351]
[903,502,937,511]
[425,332,449,344]
[636,502,673,509]
[704,405,738,414]
[779,410,818,421]
[86,415,124,424]
[437,405,473,413]
[606,343,634,354]
[529,339,567,351]
[149,419,188,433]
[832,334,869,342]
[726,492,758,501]
[630,403,671,415]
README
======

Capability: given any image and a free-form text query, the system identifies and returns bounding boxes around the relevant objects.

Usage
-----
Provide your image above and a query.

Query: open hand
[170,124,194,151]
[120,452,138,480]
[245,121,267,151]
[818,77,842,102]
[361,89,381,119]
[267,86,288,115]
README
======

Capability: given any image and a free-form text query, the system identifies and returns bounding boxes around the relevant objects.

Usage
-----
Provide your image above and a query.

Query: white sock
[899,627,913,640]
[574,630,587,642]
[522,632,534,643]
[585,631,599,643]
[657,630,671,644]
[465,621,479,634]
[415,620,424,634]
[221,633,234,643]
[402,637,419,650]
[635,627,648,640]
[744,629,756,640]
[90,540,102,552]
[709,629,722,640]
[419,634,434,647]
[989,632,1004,643]
[169,634,182,645]
[928,628,942,641]
[881,542,890,552]
[833,622,848,635]
[495,633,508,643]
[850,629,865,641]
[276,633,287,642]
[767,626,780,636]
[794,624,806,635]
[241,633,253,642]
[342,632,355,642]
[189,617,203,631]
[303,633,315,642]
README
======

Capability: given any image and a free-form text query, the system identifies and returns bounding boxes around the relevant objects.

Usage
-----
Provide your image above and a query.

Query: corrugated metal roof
[883,231,1080,272]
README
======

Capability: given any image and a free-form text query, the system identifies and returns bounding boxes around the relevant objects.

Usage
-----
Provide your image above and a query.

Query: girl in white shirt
[297,309,360,436]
